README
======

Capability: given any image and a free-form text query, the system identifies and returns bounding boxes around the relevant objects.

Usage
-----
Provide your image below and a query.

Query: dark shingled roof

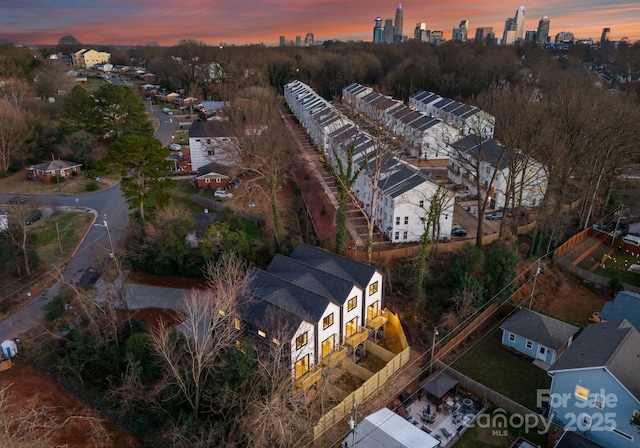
[549,320,640,401]
[599,291,640,330]
[500,308,578,350]
[452,134,512,170]
[555,431,604,448]
[289,243,376,290]
[27,160,82,172]
[189,120,230,138]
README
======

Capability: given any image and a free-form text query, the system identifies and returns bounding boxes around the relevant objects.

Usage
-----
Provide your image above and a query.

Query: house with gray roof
[447,134,548,210]
[189,121,235,171]
[500,308,578,365]
[240,243,385,391]
[548,320,640,448]
[26,159,82,183]
[599,291,640,330]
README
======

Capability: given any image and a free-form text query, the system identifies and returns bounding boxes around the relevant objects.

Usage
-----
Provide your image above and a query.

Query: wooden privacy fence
[312,310,410,441]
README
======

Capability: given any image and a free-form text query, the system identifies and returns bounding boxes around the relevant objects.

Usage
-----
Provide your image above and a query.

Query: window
[257,329,266,338]
[295,355,310,379]
[574,385,589,401]
[395,217,400,225]
[369,281,378,296]
[348,296,357,311]
[394,232,399,240]
[419,200,424,208]
[403,231,408,240]
[206,138,211,144]
[578,414,591,431]
[207,149,215,156]
[323,313,334,329]
[594,394,605,410]
[205,178,210,184]
[346,317,358,338]
[508,333,516,342]
[234,318,241,330]
[404,216,409,225]
[295,332,308,350]
[321,335,335,357]
[525,340,533,350]
[272,338,280,345]
[215,178,221,183]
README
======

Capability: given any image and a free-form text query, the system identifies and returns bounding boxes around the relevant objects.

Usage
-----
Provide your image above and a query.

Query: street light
[94,214,115,258]
[430,327,439,374]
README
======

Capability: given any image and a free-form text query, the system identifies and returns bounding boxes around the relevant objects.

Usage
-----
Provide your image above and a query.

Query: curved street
[0,102,176,341]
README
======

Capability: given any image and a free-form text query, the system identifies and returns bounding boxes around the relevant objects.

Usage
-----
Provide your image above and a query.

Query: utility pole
[56,222,63,255]
[611,204,623,246]
[430,327,439,374]
[528,258,542,309]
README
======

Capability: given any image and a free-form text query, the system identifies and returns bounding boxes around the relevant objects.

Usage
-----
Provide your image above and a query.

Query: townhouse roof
[410,90,430,102]
[500,308,579,350]
[554,430,604,448]
[599,291,640,330]
[189,120,230,138]
[452,135,511,170]
[248,267,332,323]
[267,254,358,306]
[549,319,640,401]
[289,243,377,290]
[241,297,303,339]
[27,160,82,172]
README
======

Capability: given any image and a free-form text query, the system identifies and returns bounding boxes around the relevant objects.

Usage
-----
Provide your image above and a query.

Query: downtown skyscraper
[537,16,550,45]
[394,3,403,42]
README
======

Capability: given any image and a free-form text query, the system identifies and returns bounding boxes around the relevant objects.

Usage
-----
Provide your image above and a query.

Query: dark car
[8,196,27,204]
[24,210,43,225]
[451,227,468,237]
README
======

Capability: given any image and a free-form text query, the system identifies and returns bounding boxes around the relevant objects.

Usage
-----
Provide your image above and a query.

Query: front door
[537,345,547,361]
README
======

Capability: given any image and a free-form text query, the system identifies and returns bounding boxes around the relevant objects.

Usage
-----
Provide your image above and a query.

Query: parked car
[24,210,43,225]
[168,143,181,151]
[214,190,233,199]
[485,212,504,220]
[454,189,470,198]
[451,227,468,236]
[162,108,173,115]
[8,196,27,204]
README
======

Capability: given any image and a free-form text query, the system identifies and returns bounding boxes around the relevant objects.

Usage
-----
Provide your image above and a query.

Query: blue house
[599,291,640,330]
[500,308,579,366]
[548,320,640,448]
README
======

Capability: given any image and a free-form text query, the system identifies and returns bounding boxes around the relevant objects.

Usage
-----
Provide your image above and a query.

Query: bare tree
[0,102,29,173]
[151,253,251,417]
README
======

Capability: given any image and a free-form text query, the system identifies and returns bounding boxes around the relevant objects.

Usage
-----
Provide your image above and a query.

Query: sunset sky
[1,0,638,47]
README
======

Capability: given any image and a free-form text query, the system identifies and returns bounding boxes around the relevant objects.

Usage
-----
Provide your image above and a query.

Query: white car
[214,190,233,199]
[162,108,173,115]
[168,143,181,151]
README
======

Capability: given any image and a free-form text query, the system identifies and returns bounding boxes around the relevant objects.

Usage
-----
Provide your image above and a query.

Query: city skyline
[1,0,638,47]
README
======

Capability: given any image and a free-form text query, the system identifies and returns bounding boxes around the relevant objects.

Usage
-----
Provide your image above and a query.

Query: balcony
[321,345,347,368]
[294,364,323,391]
[366,310,388,331]
[345,328,368,348]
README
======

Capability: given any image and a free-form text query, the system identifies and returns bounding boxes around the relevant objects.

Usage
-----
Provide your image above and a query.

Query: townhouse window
[206,138,211,144]
[323,313,334,329]
[403,231,408,240]
[419,200,424,208]
[369,281,378,296]
[207,149,215,156]
[508,333,515,342]
[578,414,591,430]
[348,296,357,311]
[257,329,266,338]
[272,338,280,345]
[486,166,491,174]
[574,385,589,401]
[593,394,605,410]
[295,332,308,350]
[234,318,241,330]
[395,217,400,225]
[295,354,310,379]
[394,232,399,240]
[404,216,409,225]
[525,340,533,350]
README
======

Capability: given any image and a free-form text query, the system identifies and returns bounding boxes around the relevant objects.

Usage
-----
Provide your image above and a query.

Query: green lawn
[456,409,548,448]
[596,250,640,286]
[452,329,551,410]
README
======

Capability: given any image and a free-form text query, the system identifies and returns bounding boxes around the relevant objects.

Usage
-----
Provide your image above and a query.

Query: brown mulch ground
[0,362,140,447]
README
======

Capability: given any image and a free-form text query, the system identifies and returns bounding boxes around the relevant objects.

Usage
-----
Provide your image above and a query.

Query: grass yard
[35,211,95,263]
[596,249,640,286]
[456,410,548,448]
[452,329,551,410]
[0,170,118,196]
[576,244,613,271]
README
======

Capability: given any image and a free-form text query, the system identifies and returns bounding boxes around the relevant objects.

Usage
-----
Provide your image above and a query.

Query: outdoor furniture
[421,425,431,434]
[441,427,452,438]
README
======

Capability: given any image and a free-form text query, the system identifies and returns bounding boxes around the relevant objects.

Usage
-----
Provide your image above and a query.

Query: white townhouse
[343,83,459,161]
[448,134,548,210]
[286,80,454,243]
[188,121,236,171]
[241,244,385,390]
[409,90,495,138]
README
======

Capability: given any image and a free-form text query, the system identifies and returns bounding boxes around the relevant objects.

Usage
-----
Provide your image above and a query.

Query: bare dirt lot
[0,361,140,447]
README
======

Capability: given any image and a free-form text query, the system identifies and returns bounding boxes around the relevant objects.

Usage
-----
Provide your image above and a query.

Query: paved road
[148,104,179,147]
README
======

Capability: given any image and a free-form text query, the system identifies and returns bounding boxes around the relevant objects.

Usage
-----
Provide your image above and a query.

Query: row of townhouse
[241,244,385,390]
[285,80,454,243]
[344,83,547,211]
[449,134,548,209]
[409,90,495,139]
[343,83,460,161]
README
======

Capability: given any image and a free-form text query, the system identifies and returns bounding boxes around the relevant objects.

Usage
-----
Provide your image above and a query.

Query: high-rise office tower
[601,27,611,43]
[537,16,550,45]
[394,3,403,42]
[295,36,301,47]
[514,6,526,41]
[525,30,536,42]
[555,31,574,43]
[384,19,394,43]
[430,31,443,45]
[305,32,315,46]
[414,22,429,42]
[452,20,469,42]
[502,18,517,45]
[373,17,384,43]
[279,35,285,46]
[475,27,493,43]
